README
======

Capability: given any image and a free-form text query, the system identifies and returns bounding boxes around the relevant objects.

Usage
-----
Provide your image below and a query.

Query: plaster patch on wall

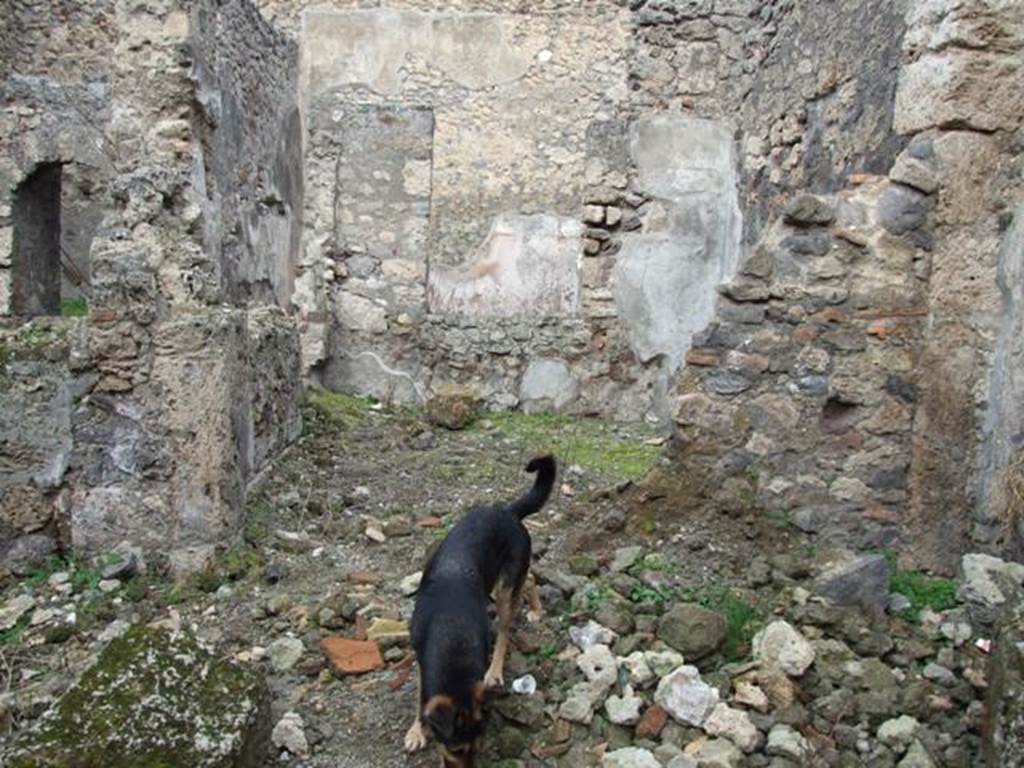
[426,213,582,318]
[614,115,742,369]
[302,9,532,96]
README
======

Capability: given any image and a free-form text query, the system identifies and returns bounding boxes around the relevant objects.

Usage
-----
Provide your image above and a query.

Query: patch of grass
[306,389,375,429]
[680,585,762,661]
[60,297,88,317]
[537,642,560,659]
[628,553,673,576]
[24,555,104,594]
[584,586,611,613]
[0,617,30,645]
[890,569,958,623]
[477,411,660,482]
[630,583,676,609]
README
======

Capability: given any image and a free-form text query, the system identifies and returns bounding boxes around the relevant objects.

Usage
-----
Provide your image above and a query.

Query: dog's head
[422,685,486,767]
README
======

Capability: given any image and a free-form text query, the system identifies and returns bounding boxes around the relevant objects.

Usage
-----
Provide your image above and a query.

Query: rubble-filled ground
[0,394,1014,767]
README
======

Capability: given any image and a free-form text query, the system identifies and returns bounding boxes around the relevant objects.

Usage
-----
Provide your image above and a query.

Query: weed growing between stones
[59,297,87,317]
[678,585,763,661]
[889,569,958,623]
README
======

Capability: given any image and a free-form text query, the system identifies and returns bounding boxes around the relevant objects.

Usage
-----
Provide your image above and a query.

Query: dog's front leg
[484,583,518,689]
[404,665,428,752]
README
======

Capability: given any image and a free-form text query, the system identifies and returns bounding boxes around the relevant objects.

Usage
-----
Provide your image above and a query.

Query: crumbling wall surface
[658,0,1024,564]
[189,0,302,310]
[668,179,930,550]
[898,0,1024,569]
[299,1,750,420]
[738,0,910,237]
[0,1,117,83]
[0,0,304,576]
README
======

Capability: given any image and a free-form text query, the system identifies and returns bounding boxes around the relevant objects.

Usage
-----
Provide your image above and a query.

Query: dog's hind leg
[524,572,543,623]
[403,666,428,752]
[484,581,518,690]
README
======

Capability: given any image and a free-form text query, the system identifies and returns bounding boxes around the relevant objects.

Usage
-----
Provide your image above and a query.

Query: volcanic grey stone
[658,603,728,660]
[813,553,891,615]
[877,185,928,235]
[783,194,835,226]
[1,534,57,577]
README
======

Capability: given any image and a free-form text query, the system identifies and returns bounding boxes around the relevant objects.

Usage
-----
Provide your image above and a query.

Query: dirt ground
[0,393,828,767]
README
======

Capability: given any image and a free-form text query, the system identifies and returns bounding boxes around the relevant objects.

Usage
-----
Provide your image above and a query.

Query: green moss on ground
[474,411,660,482]
[9,625,269,768]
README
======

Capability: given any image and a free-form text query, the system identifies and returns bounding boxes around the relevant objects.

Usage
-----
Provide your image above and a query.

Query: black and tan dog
[404,455,556,767]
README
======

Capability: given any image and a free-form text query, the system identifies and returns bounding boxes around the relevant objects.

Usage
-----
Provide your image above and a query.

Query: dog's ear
[424,695,455,740]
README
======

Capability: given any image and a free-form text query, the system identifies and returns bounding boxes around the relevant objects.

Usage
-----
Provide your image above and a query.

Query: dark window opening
[12,163,62,316]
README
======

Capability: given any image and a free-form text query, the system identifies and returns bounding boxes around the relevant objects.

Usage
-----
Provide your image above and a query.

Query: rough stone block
[894,51,1023,134]
[8,625,271,768]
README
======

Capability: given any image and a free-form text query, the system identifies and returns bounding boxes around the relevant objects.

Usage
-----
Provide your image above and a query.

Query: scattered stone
[0,594,35,631]
[922,662,955,687]
[602,746,660,768]
[425,385,478,430]
[364,525,386,543]
[382,516,413,537]
[570,620,618,651]
[272,711,309,755]
[813,553,891,614]
[898,740,937,768]
[320,637,384,675]
[98,579,121,593]
[702,703,761,753]
[732,681,769,712]
[635,704,669,739]
[611,546,644,573]
[619,651,654,687]
[400,572,422,596]
[644,648,685,677]
[752,621,815,676]
[765,723,810,761]
[365,618,409,645]
[578,643,618,686]
[655,665,720,727]
[690,737,742,768]
[605,685,644,725]
[268,636,305,672]
[959,553,1024,609]
[658,603,728,660]
[558,680,608,724]
[878,715,920,753]
[889,592,913,614]
[6,626,269,767]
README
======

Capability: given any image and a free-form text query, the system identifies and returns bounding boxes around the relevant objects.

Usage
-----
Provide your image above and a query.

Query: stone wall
[296,1,750,421]
[664,0,1024,570]
[899,0,1024,569]
[0,0,304,575]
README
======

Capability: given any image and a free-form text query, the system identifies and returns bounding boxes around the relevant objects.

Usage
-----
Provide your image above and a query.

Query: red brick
[320,637,384,675]
[635,705,668,739]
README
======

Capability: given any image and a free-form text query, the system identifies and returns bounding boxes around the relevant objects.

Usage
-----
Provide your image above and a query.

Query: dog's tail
[507,455,557,520]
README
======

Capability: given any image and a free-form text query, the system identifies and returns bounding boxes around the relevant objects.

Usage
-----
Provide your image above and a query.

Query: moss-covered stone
[8,625,270,768]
